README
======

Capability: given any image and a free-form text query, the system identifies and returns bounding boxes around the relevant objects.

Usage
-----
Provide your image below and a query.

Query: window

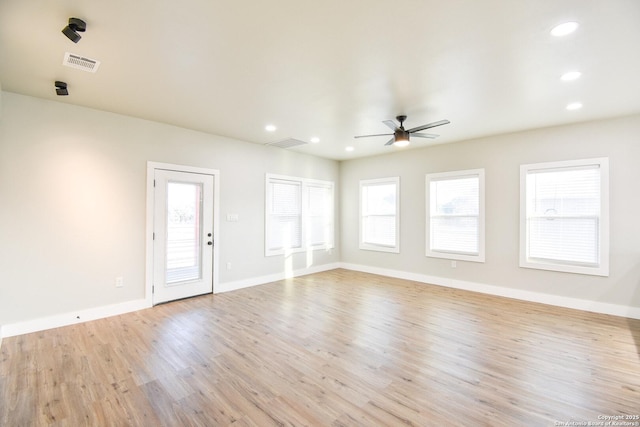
[360,177,400,253]
[426,169,485,262]
[520,158,609,276]
[266,178,302,253]
[265,174,334,256]
[306,182,333,247]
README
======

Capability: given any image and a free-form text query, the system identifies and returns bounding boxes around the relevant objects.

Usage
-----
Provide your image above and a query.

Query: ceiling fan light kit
[355,114,450,147]
[393,138,410,147]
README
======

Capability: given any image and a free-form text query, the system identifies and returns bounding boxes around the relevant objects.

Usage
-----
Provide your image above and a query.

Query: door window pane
[166,181,203,284]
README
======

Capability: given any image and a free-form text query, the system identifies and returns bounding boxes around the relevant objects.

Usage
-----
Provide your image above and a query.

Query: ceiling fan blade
[407,119,450,133]
[384,138,395,146]
[382,120,397,130]
[411,133,439,139]
[354,133,393,139]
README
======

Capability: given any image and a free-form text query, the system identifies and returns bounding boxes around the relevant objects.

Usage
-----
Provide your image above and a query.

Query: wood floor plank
[2,269,639,426]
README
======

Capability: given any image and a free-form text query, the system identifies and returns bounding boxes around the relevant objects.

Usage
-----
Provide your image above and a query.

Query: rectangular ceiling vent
[63,52,101,73]
[265,138,308,149]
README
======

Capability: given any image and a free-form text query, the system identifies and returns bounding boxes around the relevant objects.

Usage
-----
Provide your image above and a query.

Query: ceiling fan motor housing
[395,128,410,141]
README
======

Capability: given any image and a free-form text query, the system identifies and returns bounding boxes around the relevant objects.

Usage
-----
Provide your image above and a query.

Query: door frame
[145,161,220,306]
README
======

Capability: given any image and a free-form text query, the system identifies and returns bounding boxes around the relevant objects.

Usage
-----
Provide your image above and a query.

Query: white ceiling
[1,0,639,160]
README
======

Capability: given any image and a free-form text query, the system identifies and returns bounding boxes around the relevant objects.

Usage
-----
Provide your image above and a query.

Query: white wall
[2,90,639,334]
[0,92,340,328]
[340,114,640,313]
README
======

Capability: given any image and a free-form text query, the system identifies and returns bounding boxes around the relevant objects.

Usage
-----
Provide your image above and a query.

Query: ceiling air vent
[62,52,100,73]
[265,138,308,149]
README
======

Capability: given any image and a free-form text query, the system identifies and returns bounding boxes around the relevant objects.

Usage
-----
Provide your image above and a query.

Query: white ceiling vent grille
[265,138,308,149]
[63,52,101,73]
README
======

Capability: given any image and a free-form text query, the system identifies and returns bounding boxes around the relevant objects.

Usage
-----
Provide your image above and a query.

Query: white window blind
[265,174,334,256]
[426,169,485,262]
[520,158,609,276]
[267,179,302,252]
[360,177,399,253]
[307,184,332,246]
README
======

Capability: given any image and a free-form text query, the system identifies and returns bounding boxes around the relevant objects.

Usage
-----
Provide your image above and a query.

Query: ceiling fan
[354,115,450,147]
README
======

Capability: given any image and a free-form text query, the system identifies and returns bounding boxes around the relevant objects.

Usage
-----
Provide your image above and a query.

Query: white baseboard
[0,262,341,340]
[4,261,636,341]
[0,299,151,339]
[340,263,640,320]
[216,262,342,293]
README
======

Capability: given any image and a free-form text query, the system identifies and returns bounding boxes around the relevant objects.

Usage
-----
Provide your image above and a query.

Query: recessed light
[345,146,354,152]
[566,102,583,111]
[561,71,582,81]
[310,137,320,144]
[551,21,578,37]
[265,124,277,132]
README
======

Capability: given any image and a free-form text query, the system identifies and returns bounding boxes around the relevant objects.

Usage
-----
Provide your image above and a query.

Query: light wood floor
[1,269,639,426]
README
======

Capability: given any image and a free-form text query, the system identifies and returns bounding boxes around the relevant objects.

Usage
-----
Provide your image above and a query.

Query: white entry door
[153,169,215,304]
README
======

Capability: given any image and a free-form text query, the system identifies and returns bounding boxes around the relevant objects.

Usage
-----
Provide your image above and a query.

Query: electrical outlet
[451,261,457,268]
[115,276,124,288]
[226,262,232,270]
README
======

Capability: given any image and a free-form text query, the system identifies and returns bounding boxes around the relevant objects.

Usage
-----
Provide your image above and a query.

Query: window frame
[519,157,609,276]
[359,176,400,253]
[265,173,334,257]
[425,169,485,263]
